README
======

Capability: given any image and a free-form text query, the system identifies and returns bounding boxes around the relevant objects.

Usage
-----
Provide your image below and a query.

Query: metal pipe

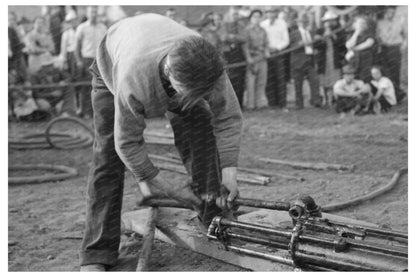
[226,231,289,249]
[212,242,295,267]
[294,252,375,271]
[323,219,408,239]
[234,198,291,211]
[217,217,293,239]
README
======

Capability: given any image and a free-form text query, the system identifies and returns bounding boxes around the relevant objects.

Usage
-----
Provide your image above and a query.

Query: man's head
[371,66,384,81]
[353,16,368,32]
[342,65,356,84]
[385,6,396,20]
[278,10,288,21]
[297,13,309,28]
[166,8,177,20]
[249,9,263,25]
[86,6,98,23]
[33,16,47,33]
[165,36,225,111]
[265,7,277,21]
[227,6,240,22]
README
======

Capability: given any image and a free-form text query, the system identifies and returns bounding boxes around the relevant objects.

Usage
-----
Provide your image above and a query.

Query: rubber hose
[45,116,94,149]
[8,164,78,185]
[9,133,91,150]
[322,168,407,212]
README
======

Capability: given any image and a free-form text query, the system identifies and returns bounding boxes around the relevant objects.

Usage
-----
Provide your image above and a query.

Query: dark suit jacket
[289,26,316,71]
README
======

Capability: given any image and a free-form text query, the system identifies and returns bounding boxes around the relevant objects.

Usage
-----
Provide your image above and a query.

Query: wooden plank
[122,208,376,271]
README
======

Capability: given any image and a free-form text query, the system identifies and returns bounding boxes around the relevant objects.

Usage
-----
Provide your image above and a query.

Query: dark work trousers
[76,57,94,117]
[266,52,288,107]
[66,52,78,82]
[224,47,246,107]
[292,56,321,109]
[79,65,222,267]
[380,45,402,91]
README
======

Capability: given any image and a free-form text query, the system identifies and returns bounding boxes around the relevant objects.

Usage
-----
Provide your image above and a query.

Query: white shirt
[260,18,290,51]
[371,77,397,105]
[61,28,76,55]
[333,79,366,97]
[75,21,107,58]
[298,26,313,55]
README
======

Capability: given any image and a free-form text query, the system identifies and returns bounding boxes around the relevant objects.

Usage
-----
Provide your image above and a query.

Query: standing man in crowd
[289,13,321,109]
[75,6,107,118]
[376,6,407,100]
[219,7,247,107]
[243,9,270,110]
[260,7,290,108]
[79,13,242,271]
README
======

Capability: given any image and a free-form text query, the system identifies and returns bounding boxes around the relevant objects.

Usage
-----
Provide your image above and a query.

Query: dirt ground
[8,102,408,271]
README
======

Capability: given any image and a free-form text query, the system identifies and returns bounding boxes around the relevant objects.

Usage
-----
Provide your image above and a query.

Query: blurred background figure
[243,9,269,110]
[315,10,347,108]
[25,16,55,74]
[74,5,107,118]
[333,64,371,117]
[376,6,406,101]
[8,11,28,83]
[49,6,66,55]
[59,10,78,81]
[261,6,290,109]
[29,54,76,117]
[219,6,247,107]
[166,7,179,22]
[289,13,321,109]
[199,13,222,50]
[345,16,375,84]
[369,66,397,114]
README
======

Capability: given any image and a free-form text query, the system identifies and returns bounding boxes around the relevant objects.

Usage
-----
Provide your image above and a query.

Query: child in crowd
[333,65,371,117]
[369,66,397,113]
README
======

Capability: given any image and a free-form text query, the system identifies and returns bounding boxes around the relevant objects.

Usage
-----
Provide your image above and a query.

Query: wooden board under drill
[121,208,377,271]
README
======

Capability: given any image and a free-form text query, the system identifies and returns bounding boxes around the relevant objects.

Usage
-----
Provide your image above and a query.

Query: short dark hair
[248,9,263,19]
[370,65,385,76]
[168,35,225,111]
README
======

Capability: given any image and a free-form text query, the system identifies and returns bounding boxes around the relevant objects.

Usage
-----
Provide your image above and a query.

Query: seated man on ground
[333,64,371,117]
[369,66,397,114]
[30,55,77,117]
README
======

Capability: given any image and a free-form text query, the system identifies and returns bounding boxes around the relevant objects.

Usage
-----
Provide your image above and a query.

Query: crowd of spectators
[195,5,407,116]
[8,5,407,120]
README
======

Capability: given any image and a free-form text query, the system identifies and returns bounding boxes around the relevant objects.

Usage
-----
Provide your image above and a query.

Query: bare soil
[8,103,408,271]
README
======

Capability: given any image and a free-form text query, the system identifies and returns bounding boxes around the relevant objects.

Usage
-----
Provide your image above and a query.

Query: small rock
[47,255,55,260]
[9,209,19,213]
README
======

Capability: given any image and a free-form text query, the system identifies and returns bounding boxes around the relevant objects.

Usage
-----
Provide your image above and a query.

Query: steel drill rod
[213,217,408,259]
[216,217,292,238]
[205,239,295,267]
[234,197,290,210]
[225,231,289,249]
[141,196,291,211]
[323,219,408,239]
[294,252,375,271]
[209,234,373,271]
